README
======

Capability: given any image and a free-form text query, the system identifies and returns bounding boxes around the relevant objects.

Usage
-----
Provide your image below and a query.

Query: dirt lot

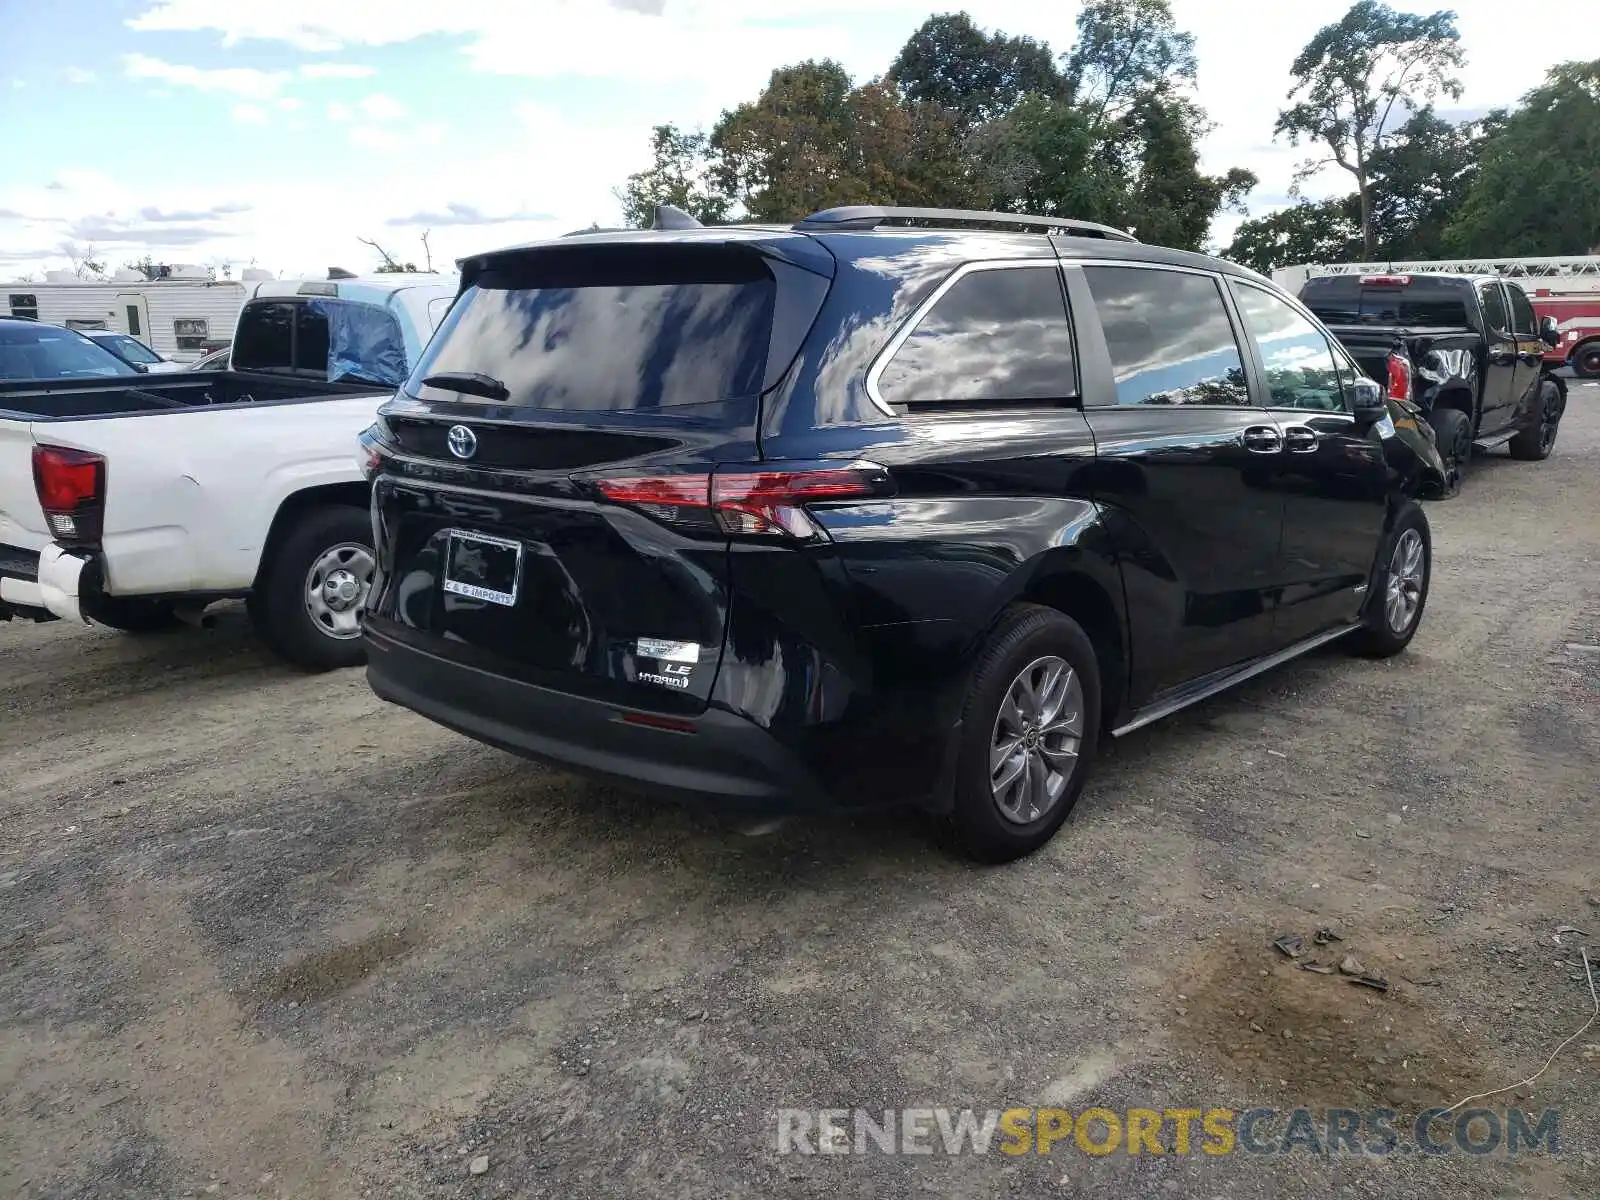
[3,388,1598,1200]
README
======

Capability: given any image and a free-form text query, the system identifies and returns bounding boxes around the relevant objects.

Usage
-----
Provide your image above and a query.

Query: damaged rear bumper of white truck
[0,542,90,624]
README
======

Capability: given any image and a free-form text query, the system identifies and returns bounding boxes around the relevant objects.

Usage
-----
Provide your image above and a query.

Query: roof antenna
[652,205,703,231]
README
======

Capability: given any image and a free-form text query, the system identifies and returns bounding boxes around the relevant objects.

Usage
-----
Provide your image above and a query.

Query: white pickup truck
[0,274,457,669]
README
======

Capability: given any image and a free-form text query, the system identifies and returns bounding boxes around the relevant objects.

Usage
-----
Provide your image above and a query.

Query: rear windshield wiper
[422,371,509,402]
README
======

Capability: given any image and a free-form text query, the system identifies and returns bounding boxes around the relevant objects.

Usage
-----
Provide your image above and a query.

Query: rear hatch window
[407,246,776,411]
[1300,278,1469,327]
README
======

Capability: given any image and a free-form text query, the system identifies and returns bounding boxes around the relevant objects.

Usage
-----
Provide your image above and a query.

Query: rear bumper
[0,543,49,619]
[363,623,832,812]
[36,544,94,623]
[0,542,95,622]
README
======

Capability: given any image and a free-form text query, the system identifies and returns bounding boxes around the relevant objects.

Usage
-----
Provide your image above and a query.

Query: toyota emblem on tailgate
[446,425,478,459]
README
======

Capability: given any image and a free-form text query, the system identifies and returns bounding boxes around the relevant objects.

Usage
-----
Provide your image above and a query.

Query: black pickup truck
[1299,273,1567,486]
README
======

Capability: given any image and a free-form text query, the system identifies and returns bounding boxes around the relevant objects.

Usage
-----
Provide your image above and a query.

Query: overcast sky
[2,0,1597,281]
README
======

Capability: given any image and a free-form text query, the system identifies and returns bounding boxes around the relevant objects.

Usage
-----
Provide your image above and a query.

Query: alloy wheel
[1385,529,1425,635]
[989,656,1084,825]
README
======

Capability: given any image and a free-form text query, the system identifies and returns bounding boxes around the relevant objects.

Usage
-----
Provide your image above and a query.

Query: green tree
[619,124,731,228]
[1120,95,1256,250]
[1364,107,1483,259]
[1445,60,1600,256]
[710,62,971,221]
[1223,197,1362,274]
[614,5,1251,246]
[964,2,1249,248]
[889,12,1062,127]
[967,94,1116,220]
[1275,1,1464,258]
[1064,0,1196,132]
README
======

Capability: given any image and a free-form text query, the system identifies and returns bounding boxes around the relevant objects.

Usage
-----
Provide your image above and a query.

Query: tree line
[618,0,1600,273]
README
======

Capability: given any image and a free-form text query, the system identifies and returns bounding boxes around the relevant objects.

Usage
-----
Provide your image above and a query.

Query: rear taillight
[32,445,106,544]
[357,419,391,481]
[1385,351,1412,403]
[592,463,890,540]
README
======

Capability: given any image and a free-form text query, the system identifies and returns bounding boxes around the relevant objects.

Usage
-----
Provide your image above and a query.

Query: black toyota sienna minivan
[359,205,1446,862]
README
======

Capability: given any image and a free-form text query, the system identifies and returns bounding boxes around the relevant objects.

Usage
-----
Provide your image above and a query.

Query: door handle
[1242,425,1283,454]
[1282,425,1318,453]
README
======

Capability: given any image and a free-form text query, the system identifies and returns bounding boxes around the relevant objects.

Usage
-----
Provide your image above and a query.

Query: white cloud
[231,103,270,125]
[64,68,96,85]
[358,93,405,122]
[326,101,354,122]
[298,63,376,79]
[276,97,303,112]
[349,119,446,152]
[123,52,289,99]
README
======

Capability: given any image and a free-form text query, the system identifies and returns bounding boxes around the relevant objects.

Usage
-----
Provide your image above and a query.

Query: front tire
[1427,407,1472,491]
[949,604,1101,863]
[1508,379,1564,461]
[250,506,374,671]
[1345,501,1431,659]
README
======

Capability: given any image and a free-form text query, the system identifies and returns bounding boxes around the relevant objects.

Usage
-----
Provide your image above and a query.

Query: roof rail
[793,205,1138,242]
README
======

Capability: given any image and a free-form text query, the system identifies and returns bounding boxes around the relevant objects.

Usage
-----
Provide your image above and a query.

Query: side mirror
[1351,377,1386,423]
[132,361,149,374]
[1539,314,1561,348]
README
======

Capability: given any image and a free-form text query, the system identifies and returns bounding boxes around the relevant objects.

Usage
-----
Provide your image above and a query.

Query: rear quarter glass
[408,245,782,412]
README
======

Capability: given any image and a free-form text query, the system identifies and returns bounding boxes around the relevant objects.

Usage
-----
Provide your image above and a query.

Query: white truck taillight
[32,445,107,544]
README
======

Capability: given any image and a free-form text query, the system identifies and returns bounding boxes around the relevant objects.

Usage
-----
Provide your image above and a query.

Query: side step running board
[1112,624,1362,737]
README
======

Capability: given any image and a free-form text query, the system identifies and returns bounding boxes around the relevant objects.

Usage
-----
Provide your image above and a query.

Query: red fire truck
[1274,255,1600,378]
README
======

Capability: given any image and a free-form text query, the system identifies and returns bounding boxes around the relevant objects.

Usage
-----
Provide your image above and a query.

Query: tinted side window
[1231,283,1348,412]
[1082,267,1249,406]
[232,302,293,370]
[876,264,1075,408]
[1479,284,1510,334]
[1507,286,1538,337]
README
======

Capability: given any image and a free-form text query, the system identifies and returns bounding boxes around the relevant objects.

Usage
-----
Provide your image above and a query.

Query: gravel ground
[2,386,1598,1200]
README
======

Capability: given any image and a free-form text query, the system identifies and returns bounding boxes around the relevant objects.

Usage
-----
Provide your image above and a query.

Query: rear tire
[1509,379,1564,461]
[92,596,181,634]
[1571,340,1600,379]
[1344,501,1430,659]
[1426,407,1472,490]
[948,604,1101,863]
[250,506,374,672]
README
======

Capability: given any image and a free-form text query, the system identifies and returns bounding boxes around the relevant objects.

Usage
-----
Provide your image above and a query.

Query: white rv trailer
[3,266,271,362]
